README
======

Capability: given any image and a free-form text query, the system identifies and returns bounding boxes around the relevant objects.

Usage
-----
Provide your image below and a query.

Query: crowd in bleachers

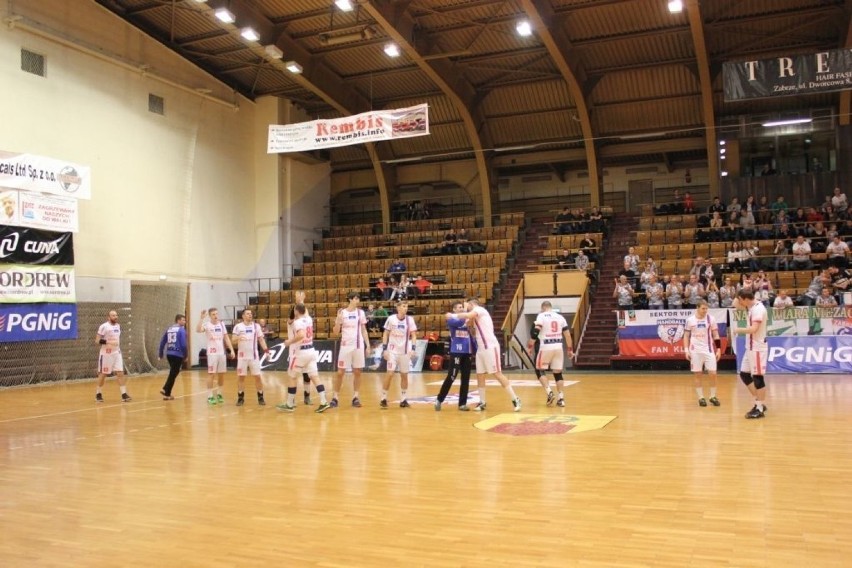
[617,188,852,309]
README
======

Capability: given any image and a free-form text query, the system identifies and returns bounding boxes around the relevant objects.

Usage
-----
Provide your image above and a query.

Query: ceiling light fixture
[264,44,283,59]
[667,0,683,13]
[241,27,259,41]
[318,27,374,46]
[285,61,303,74]
[719,140,726,146]
[762,118,812,127]
[214,8,235,23]
[516,20,532,37]
[334,0,354,11]
[384,42,400,57]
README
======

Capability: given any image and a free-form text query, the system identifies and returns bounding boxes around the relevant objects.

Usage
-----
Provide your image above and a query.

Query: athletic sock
[353,390,360,399]
[400,390,407,400]
[381,390,388,401]
[287,387,297,406]
[755,401,764,411]
[479,389,487,404]
[710,387,717,398]
[695,387,704,398]
[119,386,127,395]
[558,392,564,400]
[96,387,102,394]
[505,385,517,399]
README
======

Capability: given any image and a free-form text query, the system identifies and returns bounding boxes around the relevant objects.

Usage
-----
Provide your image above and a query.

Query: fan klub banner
[616,309,729,358]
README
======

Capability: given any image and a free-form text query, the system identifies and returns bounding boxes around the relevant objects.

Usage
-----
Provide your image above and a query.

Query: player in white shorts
[527,301,573,407]
[197,307,235,405]
[276,303,330,413]
[332,291,369,408]
[455,297,521,412]
[683,300,722,408]
[95,310,131,403]
[381,301,418,409]
[733,289,769,419]
[231,309,269,406]
[286,291,314,405]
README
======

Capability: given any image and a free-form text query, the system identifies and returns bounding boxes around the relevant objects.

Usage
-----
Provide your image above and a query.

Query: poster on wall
[616,309,730,358]
[0,190,19,225]
[0,264,76,303]
[18,192,79,233]
[268,104,430,153]
[0,151,91,199]
[0,226,74,265]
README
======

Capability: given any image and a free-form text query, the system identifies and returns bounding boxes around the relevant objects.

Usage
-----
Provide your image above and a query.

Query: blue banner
[735,335,852,374]
[0,303,78,342]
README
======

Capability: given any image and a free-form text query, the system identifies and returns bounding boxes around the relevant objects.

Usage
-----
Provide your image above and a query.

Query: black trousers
[162,354,184,396]
[437,354,471,406]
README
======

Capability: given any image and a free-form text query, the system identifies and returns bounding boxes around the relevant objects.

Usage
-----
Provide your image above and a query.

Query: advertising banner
[723,48,852,102]
[0,303,78,342]
[616,309,729,358]
[0,150,91,199]
[260,339,338,372]
[0,264,75,303]
[18,192,79,233]
[0,226,74,265]
[268,104,429,153]
[734,335,852,374]
[731,306,852,337]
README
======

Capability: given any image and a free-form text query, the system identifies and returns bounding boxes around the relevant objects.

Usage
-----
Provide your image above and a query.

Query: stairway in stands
[491,220,547,342]
[574,213,638,369]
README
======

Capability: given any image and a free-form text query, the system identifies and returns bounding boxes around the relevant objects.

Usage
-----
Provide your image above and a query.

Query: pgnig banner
[0,303,78,342]
[734,335,852,374]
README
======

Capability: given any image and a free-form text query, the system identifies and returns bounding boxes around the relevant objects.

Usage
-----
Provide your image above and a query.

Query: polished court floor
[1,369,851,567]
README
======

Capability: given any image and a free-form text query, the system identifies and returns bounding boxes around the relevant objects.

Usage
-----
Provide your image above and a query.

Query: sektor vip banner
[616,309,730,358]
[0,264,75,303]
[734,335,852,374]
[723,48,852,102]
[0,226,74,265]
[0,150,91,200]
[268,104,429,153]
[0,303,78,342]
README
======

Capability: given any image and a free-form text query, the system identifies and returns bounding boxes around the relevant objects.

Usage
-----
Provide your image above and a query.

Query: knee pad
[303,373,311,384]
[553,373,564,383]
[753,375,766,389]
[739,372,753,386]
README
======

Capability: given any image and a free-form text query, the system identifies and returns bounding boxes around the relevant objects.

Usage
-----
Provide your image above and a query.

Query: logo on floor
[474,414,616,436]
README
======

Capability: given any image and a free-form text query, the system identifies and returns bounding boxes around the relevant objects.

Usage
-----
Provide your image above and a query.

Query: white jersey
[201,320,228,356]
[384,314,416,351]
[337,308,367,349]
[470,306,498,350]
[747,302,768,349]
[233,321,262,360]
[685,313,718,354]
[534,311,569,352]
[97,322,121,355]
[292,315,314,349]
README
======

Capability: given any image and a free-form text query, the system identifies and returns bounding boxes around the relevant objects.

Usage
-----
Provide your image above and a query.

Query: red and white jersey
[337,308,367,349]
[292,315,314,349]
[748,302,768,349]
[384,314,416,351]
[470,306,498,350]
[685,313,718,354]
[287,320,298,356]
[534,311,569,352]
[201,321,228,355]
[233,321,262,360]
[97,322,121,354]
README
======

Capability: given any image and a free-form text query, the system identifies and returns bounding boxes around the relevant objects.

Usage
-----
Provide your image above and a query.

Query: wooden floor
[1,369,851,567]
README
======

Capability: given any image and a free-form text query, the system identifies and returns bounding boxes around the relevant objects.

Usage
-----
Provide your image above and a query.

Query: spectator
[775,222,793,243]
[724,210,741,241]
[706,281,720,308]
[388,258,407,277]
[390,275,410,301]
[441,228,458,254]
[575,249,590,272]
[708,211,724,241]
[619,259,637,289]
[816,287,838,307]
[372,303,389,330]
[556,207,573,235]
[639,261,656,291]
[645,274,665,309]
[756,195,772,225]
[456,228,473,254]
[809,222,828,252]
[682,192,695,214]
[826,235,850,268]
[806,207,824,224]
[831,266,851,299]
[753,270,773,307]
[556,248,573,270]
[383,277,396,300]
[773,239,790,271]
[771,195,789,217]
[727,197,742,216]
[683,274,705,309]
[588,207,605,234]
[832,187,848,212]
[579,233,597,263]
[798,274,827,306]
[624,247,640,272]
[742,240,761,272]
[666,274,684,309]
[719,276,737,308]
[374,277,389,301]
[365,304,380,332]
[727,241,746,272]
[773,289,794,309]
[739,208,756,238]
[613,275,635,309]
[708,196,726,214]
[760,163,777,176]
[411,274,433,297]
